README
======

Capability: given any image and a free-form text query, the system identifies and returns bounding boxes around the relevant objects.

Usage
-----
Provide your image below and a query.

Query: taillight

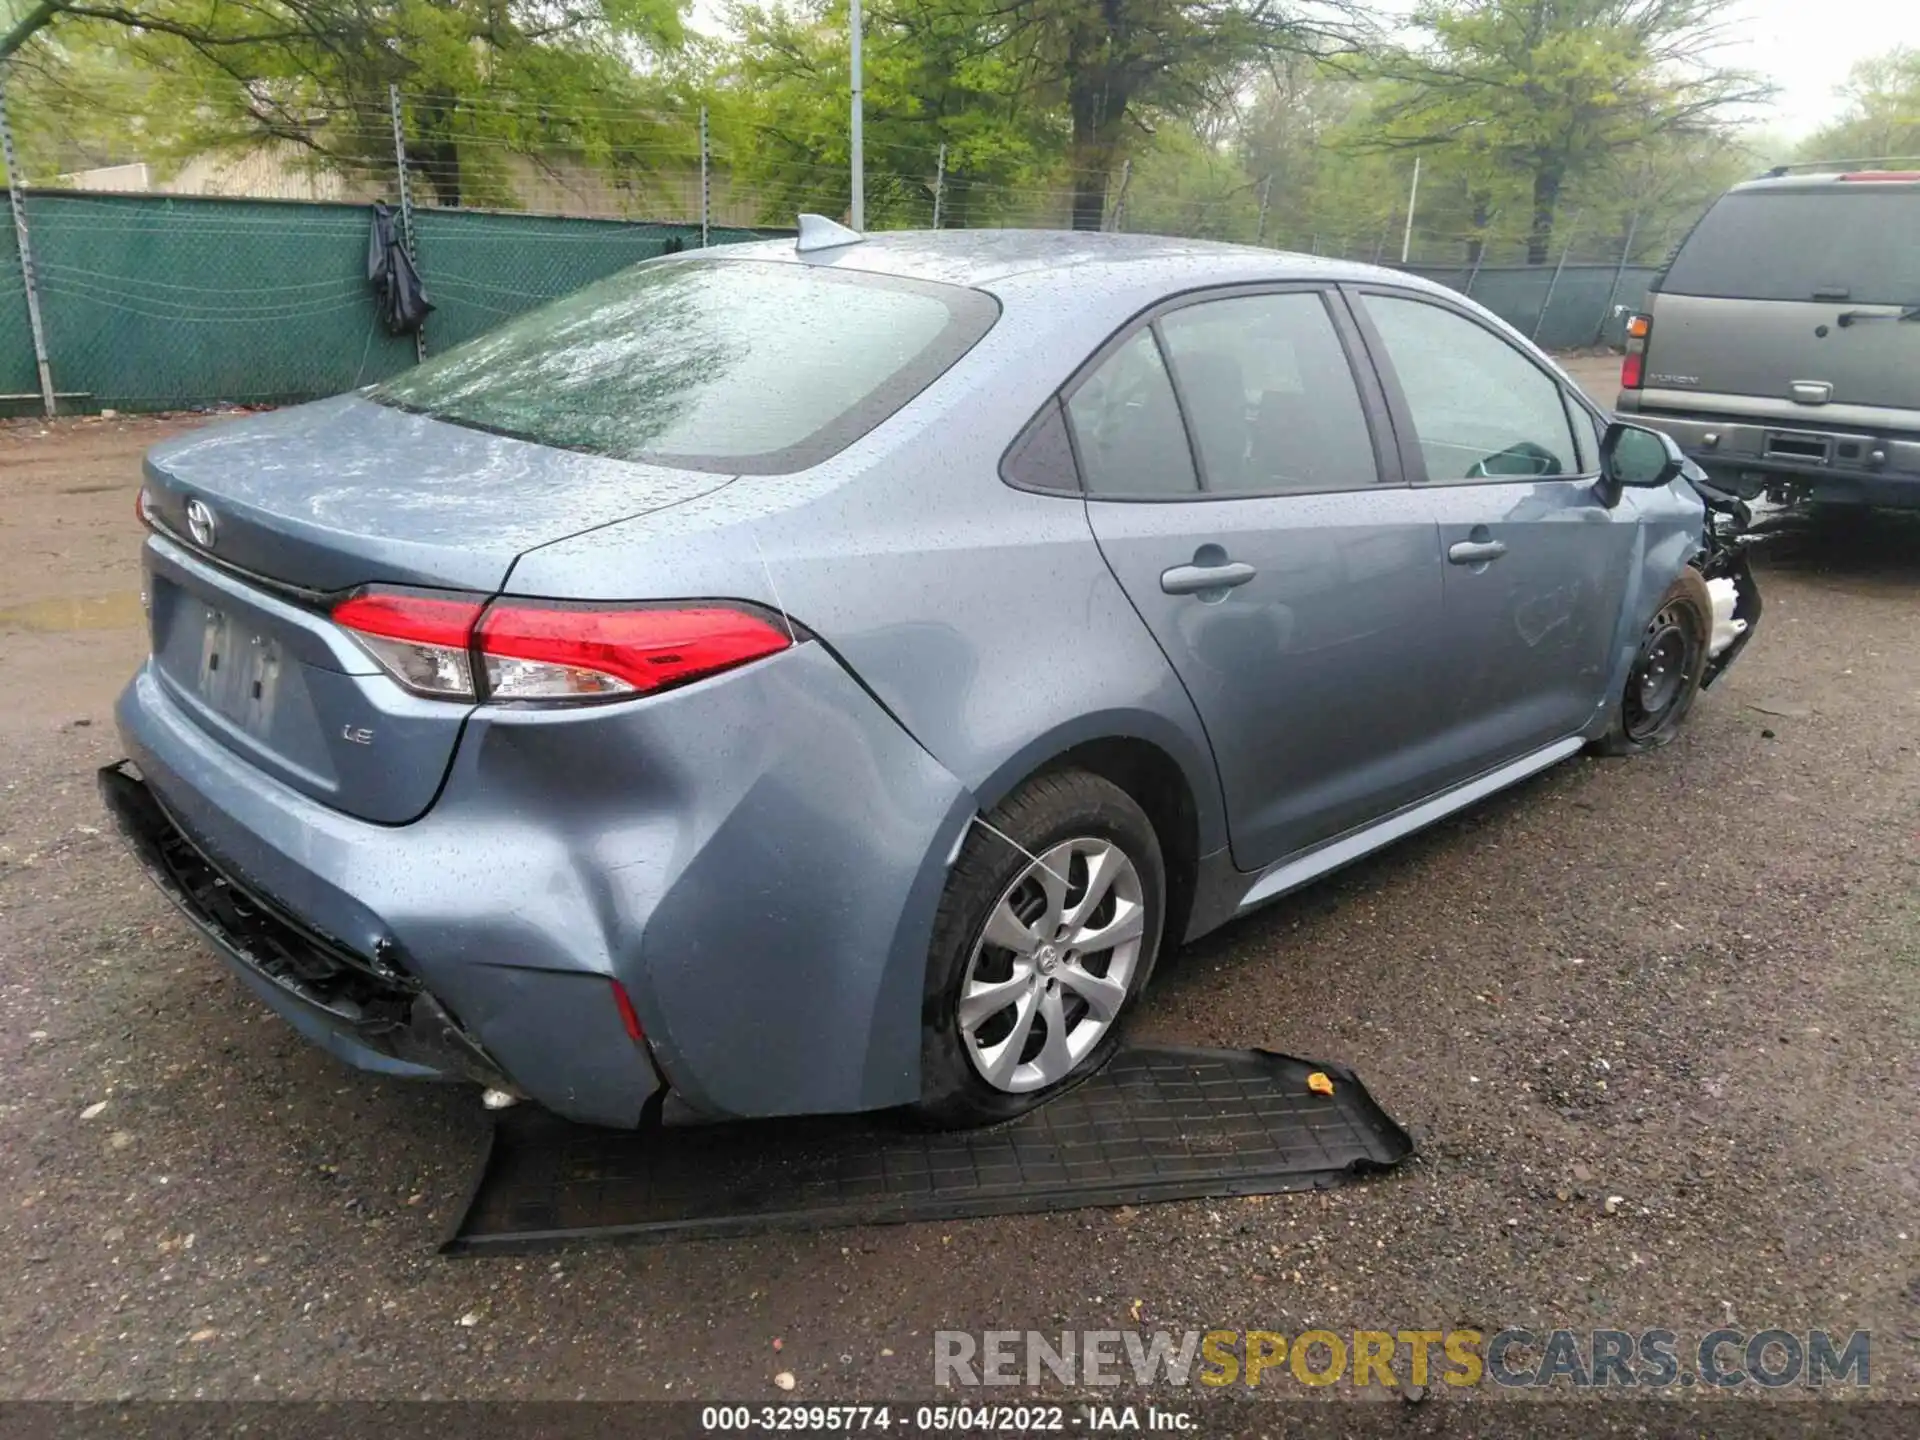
[1621,312,1650,389]
[477,601,792,701]
[331,591,484,699]
[135,487,152,526]
[329,588,792,705]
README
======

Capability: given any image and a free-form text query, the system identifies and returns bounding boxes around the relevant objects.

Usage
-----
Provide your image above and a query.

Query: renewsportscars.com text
[933,1327,1870,1390]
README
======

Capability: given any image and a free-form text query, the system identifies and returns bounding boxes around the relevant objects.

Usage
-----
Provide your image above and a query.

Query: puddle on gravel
[0,592,144,632]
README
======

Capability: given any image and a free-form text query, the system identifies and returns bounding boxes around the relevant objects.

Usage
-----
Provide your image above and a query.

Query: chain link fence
[2,86,1677,415]
[0,213,34,403]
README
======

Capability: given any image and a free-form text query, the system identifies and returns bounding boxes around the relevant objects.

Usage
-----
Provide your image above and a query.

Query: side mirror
[1600,421,1685,491]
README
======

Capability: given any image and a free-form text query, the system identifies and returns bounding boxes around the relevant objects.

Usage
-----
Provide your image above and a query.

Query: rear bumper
[108,641,975,1127]
[1617,400,1920,507]
[99,761,523,1090]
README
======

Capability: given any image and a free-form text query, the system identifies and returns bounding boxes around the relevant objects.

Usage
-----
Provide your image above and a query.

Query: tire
[1595,566,1713,756]
[915,769,1166,1129]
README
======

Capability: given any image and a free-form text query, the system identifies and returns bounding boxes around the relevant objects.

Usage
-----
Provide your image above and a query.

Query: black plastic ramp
[444,1045,1413,1253]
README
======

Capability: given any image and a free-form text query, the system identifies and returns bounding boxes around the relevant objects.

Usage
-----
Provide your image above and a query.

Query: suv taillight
[331,589,792,704]
[1621,312,1651,389]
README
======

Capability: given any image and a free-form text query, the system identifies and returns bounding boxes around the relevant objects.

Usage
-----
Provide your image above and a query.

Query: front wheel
[915,769,1165,1129]
[1595,566,1713,755]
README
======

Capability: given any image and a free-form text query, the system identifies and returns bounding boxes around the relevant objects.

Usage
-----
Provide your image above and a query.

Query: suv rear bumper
[107,641,974,1127]
[1618,398,1920,506]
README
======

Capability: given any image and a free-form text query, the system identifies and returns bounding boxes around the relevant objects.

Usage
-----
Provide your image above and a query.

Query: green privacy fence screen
[1398,262,1661,351]
[0,190,1655,415]
[0,207,35,403]
[2,190,775,414]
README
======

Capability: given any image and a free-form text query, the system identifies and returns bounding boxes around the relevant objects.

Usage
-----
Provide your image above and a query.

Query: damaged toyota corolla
[101,224,1761,1130]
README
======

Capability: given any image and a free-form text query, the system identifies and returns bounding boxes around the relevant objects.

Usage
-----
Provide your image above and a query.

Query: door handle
[1447,539,1508,565]
[1161,560,1257,596]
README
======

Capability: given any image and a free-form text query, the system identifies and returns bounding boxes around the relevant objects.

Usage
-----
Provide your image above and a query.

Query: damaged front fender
[1687,462,1764,690]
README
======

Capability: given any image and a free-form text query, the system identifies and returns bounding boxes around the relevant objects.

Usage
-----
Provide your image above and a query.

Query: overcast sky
[689,1,1920,140]
[1714,0,1920,136]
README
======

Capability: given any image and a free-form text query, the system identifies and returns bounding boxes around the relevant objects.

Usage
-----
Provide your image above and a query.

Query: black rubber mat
[444,1046,1412,1253]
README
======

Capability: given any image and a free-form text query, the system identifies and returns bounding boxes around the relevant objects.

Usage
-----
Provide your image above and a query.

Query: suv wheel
[915,770,1165,1128]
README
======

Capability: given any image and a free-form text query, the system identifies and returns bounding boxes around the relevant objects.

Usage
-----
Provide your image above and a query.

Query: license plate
[196,605,284,731]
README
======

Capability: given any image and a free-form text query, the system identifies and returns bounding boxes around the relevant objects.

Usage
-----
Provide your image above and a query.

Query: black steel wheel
[1596,567,1713,755]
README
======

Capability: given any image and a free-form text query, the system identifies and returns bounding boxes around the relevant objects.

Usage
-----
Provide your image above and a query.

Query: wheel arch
[969,718,1223,962]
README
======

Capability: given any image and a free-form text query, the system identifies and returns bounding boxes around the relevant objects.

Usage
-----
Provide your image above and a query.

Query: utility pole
[0,61,56,414]
[388,84,424,362]
[932,143,946,229]
[1255,173,1273,246]
[1400,156,1421,264]
[699,105,710,249]
[849,0,864,230]
[1106,159,1132,233]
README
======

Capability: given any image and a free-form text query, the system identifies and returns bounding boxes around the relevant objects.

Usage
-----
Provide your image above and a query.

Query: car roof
[704,227,1427,295]
[1729,171,1920,195]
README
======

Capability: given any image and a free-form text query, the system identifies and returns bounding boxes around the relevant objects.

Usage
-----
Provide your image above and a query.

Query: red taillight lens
[332,591,483,648]
[331,591,485,699]
[477,602,791,701]
[1620,312,1649,390]
[330,588,792,704]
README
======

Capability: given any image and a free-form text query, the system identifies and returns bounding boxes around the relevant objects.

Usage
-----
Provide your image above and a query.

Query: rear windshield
[1660,188,1920,305]
[371,258,998,473]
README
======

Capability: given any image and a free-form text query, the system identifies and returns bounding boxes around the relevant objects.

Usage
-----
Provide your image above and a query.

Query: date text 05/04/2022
[698,1404,1195,1432]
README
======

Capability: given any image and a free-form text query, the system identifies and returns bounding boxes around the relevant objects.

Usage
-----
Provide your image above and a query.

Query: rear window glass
[371,259,998,473]
[1661,188,1920,304]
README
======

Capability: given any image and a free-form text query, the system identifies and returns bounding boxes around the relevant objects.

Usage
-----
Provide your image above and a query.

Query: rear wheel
[1596,567,1712,755]
[915,770,1165,1128]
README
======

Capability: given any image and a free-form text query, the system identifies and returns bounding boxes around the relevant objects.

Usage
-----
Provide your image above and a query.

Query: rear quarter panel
[506,283,1232,858]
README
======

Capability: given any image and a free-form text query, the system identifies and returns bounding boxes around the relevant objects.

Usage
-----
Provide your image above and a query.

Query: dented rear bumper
[105,639,974,1128]
[99,760,612,1101]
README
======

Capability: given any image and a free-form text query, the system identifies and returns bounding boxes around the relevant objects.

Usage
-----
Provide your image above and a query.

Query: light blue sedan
[101,224,1759,1129]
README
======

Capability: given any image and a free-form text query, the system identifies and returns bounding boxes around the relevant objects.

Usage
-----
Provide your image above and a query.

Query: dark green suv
[1616,165,1920,508]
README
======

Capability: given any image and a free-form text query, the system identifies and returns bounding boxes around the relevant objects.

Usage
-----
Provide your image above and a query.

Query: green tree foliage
[714,0,1060,227]
[1365,0,1770,262]
[1800,46,1920,164]
[724,0,1362,230]
[3,0,689,206]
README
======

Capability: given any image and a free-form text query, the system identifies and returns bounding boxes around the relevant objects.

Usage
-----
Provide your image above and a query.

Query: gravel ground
[0,395,1916,1409]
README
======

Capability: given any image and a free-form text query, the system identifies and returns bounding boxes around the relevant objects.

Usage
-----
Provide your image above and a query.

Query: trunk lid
[142,394,735,593]
[139,395,737,824]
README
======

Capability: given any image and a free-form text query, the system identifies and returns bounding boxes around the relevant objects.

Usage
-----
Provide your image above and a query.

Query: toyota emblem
[185,497,218,549]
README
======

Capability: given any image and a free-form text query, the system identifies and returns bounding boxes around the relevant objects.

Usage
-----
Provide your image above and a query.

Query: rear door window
[1157,291,1378,493]
[371,259,998,474]
[1065,330,1200,497]
[1661,188,1920,305]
